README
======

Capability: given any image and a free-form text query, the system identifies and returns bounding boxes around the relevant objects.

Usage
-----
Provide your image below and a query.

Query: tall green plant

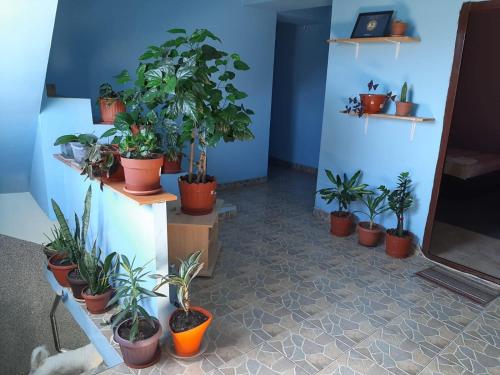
[355,187,389,229]
[317,170,371,213]
[152,251,203,315]
[50,186,92,264]
[381,172,414,237]
[400,82,408,103]
[79,242,116,295]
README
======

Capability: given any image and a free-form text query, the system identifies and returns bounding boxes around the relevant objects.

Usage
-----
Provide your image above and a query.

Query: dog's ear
[30,346,49,372]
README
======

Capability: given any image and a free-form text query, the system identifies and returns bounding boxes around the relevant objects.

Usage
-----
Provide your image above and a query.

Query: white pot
[70,142,90,164]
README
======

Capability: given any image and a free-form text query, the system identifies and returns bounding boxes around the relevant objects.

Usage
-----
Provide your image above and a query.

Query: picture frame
[351,11,394,38]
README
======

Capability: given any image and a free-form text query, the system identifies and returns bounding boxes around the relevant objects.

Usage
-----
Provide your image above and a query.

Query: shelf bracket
[344,41,360,59]
[386,40,401,59]
[410,121,416,141]
[364,116,369,135]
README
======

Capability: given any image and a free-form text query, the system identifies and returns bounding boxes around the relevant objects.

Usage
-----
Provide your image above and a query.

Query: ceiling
[243,0,332,13]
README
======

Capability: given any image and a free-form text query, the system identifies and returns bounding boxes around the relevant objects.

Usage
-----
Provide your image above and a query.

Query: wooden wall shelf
[328,36,421,59]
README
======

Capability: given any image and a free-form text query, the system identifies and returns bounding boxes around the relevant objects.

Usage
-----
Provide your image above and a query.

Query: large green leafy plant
[79,243,116,295]
[50,186,92,264]
[381,172,414,237]
[317,170,371,214]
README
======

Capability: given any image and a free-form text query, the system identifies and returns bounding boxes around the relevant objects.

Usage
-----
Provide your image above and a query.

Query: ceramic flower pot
[391,21,407,36]
[120,155,164,195]
[48,254,77,287]
[67,269,88,300]
[179,177,217,215]
[357,222,382,247]
[115,318,162,369]
[99,98,125,124]
[395,101,414,117]
[60,143,74,159]
[360,94,387,114]
[330,212,354,237]
[82,288,113,314]
[70,142,90,164]
[170,306,212,357]
[162,154,182,174]
[385,230,412,258]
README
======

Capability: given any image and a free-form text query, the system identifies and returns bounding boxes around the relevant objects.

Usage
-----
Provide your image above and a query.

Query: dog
[29,344,103,375]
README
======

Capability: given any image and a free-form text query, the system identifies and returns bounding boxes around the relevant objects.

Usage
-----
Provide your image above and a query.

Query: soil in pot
[395,102,414,117]
[48,254,77,287]
[99,98,125,124]
[121,155,163,196]
[115,318,162,369]
[162,154,182,174]
[67,269,88,300]
[357,222,382,247]
[82,288,113,314]
[360,94,387,114]
[179,175,217,215]
[169,306,212,357]
[385,229,412,258]
[330,212,353,237]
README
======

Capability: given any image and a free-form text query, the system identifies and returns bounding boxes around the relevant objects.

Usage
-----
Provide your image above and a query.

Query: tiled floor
[107,167,500,374]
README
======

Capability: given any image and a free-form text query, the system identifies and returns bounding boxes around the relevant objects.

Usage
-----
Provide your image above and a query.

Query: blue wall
[0,0,58,193]
[270,18,330,168]
[46,0,277,184]
[315,0,467,244]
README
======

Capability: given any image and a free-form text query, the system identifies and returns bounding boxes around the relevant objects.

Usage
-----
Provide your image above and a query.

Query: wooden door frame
[422,0,500,284]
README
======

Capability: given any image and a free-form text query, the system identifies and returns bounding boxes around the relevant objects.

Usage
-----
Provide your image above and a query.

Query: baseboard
[218,176,268,190]
[269,157,318,175]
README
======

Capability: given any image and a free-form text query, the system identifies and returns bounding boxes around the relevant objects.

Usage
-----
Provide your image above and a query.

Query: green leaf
[167,28,186,34]
[100,128,117,139]
[54,134,78,146]
[114,70,131,84]
[234,60,250,71]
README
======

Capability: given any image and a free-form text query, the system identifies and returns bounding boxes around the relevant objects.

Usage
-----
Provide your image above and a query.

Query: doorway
[424,1,500,284]
[268,6,331,175]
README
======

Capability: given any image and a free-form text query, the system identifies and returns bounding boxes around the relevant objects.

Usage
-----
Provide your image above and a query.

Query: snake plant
[78,242,116,295]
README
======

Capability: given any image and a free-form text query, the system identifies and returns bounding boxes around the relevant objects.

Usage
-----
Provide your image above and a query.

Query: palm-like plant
[152,251,203,315]
[78,242,116,295]
[355,187,389,229]
[317,169,371,214]
[108,256,163,342]
[50,186,92,264]
[381,172,414,237]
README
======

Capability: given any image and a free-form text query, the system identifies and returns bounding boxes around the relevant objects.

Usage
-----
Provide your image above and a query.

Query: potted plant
[152,251,212,357]
[81,142,124,189]
[354,187,388,247]
[109,256,163,369]
[317,169,371,237]
[42,226,68,260]
[79,243,117,314]
[54,134,98,165]
[160,123,183,174]
[346,80,396,116]
[98,83,125,124]
[48,186,92,287]
[391,20,407,36]
[395,82,414,117]
[381,172,414,258]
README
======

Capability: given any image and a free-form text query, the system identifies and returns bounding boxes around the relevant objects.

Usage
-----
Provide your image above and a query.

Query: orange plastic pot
[395,102,414,117]
[120,155,163,195]
[99,98,125,124]
[170,306,212,357]
[357,222,382,247]
[391,21,407,36]
[162,154,182,174]
[330,212,354,237]
[48,254,77,287]
[360,94,387,114]
[179,177,217,215]
[385,231,412,258]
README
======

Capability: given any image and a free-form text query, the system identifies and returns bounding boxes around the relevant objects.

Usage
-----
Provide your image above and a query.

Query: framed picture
[351,11,394,38]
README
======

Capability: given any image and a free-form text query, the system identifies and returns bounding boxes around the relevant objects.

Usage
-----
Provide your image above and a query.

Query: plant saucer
[166,339,208,360]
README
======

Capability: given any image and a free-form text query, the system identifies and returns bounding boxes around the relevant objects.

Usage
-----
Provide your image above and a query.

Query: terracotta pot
[130,124,141,135]
[48,254,77,287]
[99,98,125,124]
[101,148,125,182]
[395,102,414,117]
[115,318,162,369]
[391,21,407,36]
[120,155,164,195]
[82,288,113,314]
[170,306,212,357]
[67,269,88,300]
[385,230,412,258]
[330,212,354,237]
[360,94,387,114]
[179,177,217,215]
[162,154,182,174]
[357,222,382,247]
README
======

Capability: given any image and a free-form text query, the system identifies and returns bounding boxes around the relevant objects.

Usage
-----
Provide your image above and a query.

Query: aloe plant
[79,242,116,295]
[50,186,92,264]
[152,251,203,315]
[355,187,389,229]
[317,170,372,213]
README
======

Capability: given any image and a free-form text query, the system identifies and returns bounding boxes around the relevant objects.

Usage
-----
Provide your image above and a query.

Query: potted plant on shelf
[317,169,371,237]
[152,251,211,357]
[160,123,183,174]
[79,244,117,314]
[354,187,389,247]
[98,83,125,124]
[109,256,163,369]
[42,226,68,260]
[48,186,92,288]
[381,172,414,258]
[395,82,414,117]
[54,133,98,165]
[81,142,124,190]
[346,80,396,116]
[391,20,407,36]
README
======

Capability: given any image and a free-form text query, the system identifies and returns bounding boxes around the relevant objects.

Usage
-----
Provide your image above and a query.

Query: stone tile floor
[106,167,500,374]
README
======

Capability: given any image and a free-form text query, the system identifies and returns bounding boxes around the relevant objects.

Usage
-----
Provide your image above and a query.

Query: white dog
[29,344,103,375]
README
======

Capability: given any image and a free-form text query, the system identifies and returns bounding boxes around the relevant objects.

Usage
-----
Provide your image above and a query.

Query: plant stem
[188,131,195,183]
